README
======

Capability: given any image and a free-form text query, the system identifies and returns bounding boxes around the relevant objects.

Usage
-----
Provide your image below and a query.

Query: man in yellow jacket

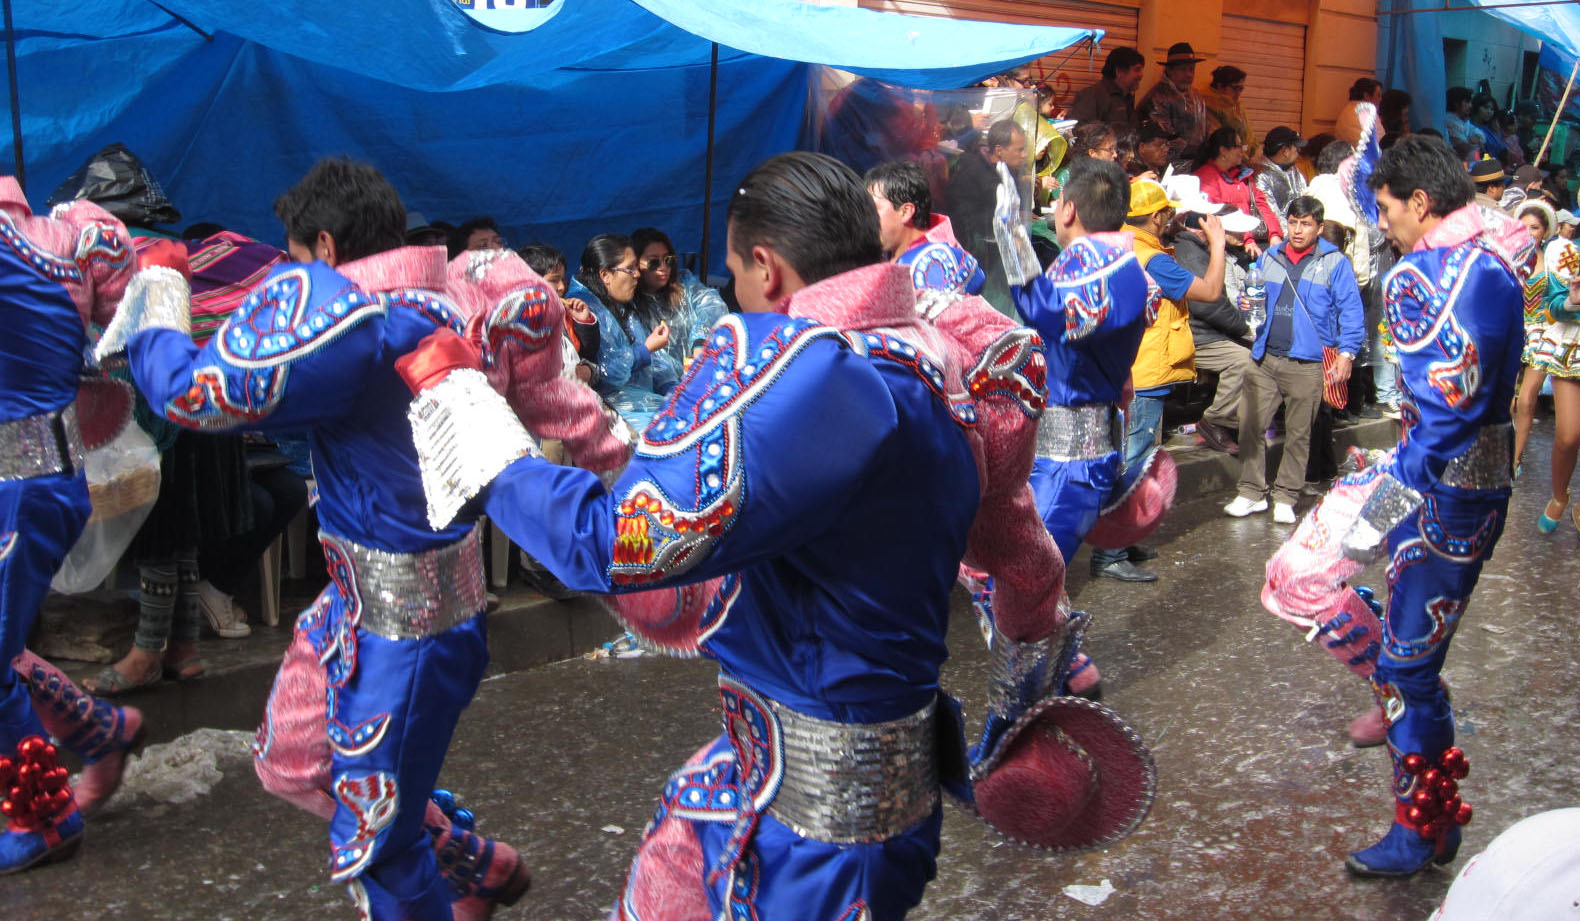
[1089,180,1225,581]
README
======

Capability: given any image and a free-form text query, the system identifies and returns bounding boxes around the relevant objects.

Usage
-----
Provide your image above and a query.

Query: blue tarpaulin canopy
[4,0,1094,270]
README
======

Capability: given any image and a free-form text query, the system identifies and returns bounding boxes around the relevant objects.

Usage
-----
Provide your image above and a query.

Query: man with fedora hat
[1470,157,1507,210]
[1140,42,1210,170]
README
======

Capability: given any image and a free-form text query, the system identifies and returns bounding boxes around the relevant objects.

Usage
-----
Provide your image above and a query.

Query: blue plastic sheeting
[1459,0,1580,56]
[1379,0,1446,135]
[3,0,1091,273]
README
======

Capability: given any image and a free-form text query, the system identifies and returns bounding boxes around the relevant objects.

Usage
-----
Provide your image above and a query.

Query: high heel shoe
[1537,492,1570,534]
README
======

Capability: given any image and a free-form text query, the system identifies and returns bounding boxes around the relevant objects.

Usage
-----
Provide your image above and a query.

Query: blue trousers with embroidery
[256,578,490,921]
[0,475,90,755]
[1373,491,1506,807]
[1029,452,1122,563]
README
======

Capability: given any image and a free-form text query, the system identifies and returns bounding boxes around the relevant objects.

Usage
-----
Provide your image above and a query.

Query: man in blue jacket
[1226,195,1364,523]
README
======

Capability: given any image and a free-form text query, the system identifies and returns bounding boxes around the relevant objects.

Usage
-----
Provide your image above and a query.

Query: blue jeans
[1373,359,1402,405]
[1090,394,1164,568]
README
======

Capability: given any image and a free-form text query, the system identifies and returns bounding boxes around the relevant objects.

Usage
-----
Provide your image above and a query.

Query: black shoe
[1090,559,1159,583]
[1195,419,1240,455]
[1126,544,1158,562]
[1358,404,1383,419]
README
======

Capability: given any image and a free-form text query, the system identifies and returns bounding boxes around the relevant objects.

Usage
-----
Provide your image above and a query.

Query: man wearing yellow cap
[1085,180,1225,580]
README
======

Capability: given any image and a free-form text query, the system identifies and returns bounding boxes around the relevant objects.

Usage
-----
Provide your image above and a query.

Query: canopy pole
[3,0,22,191]
[701,42,719,282]
[1535,52,1580,167]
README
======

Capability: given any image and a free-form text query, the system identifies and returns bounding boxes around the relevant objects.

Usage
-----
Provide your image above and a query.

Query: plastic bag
[51,421,161,594]
[45,143,182,228]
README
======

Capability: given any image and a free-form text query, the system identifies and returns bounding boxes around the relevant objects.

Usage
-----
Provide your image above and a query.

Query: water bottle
[1243,264,1267,337]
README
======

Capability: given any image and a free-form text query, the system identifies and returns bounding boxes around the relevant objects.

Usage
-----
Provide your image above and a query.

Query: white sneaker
[1224,496,1269,517]
[196,580,252,638]
[1273,503,1298,524]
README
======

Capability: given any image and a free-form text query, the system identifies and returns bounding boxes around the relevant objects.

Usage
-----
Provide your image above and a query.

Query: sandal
[161,654,206,683]
[83,664,162,697]
[1538,492,1570,534]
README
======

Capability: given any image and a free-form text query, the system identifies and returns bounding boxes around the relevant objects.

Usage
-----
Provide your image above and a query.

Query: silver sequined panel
[325,526,488,640]
[0,404,85,481]
[408,369,538,529]
[94,266,190,361]
[984,625,1058,726]
[767,699,939,844]
[1439,423,1514,491]
[1035,403,1121,460]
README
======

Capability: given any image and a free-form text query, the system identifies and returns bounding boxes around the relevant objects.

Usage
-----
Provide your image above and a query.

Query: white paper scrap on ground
[1063,878,1116,906]
[601,824,626,835]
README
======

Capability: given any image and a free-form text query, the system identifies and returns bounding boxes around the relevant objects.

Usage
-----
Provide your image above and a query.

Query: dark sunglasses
[640,254,677,271]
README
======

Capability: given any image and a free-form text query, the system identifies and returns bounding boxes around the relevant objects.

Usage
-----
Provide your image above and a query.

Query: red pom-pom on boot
[0,737,85,874]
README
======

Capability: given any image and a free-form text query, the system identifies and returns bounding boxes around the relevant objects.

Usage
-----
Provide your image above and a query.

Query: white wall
[1439,8,1542,103]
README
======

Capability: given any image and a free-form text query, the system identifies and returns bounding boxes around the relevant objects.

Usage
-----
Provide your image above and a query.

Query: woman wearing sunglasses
[630,227,728,371]
[570,233,680,429]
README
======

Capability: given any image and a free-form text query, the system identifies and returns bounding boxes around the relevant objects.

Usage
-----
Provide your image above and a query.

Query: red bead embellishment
[1,736,73,833]
[1400,747,1473,839]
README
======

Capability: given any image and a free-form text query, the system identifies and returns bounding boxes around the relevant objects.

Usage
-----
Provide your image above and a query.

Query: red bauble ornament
[1437,777,1458,798]
[1455,802,1474,825]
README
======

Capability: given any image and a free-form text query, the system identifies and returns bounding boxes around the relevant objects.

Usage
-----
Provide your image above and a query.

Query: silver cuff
[984,624,1059,728]
[94,266,190,360]
[1035,403,1121,460]
[1439,423,1514,491]
[994,161,1041,286]
[323,526,487,639]
[767,697,939,844]
[1344,472,1423,562]
[408,369,539,530]
[0,403,85,481]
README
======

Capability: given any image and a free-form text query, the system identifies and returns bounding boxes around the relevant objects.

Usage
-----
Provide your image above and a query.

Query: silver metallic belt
[322,526,487,640]
[0,403,85,482]
[1439,423,1514,491]
[1035,403,1122,461]
[766,697,939,844]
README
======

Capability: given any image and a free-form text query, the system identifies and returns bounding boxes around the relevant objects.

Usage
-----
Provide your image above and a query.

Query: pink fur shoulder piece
[0,176,136,327]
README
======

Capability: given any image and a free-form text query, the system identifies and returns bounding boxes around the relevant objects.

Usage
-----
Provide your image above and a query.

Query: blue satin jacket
[1011,232,1152,407]
[0,242,84,425]
[1384,239,1523,496]
[897,237,986,296]
[484,311,980,724]
[125,260,476,553]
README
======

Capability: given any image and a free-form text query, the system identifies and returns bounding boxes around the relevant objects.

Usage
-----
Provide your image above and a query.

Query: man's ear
[899,201,917,227]
[1056,197,1077,231]
[317,230,339,267]
[755,245,786,304]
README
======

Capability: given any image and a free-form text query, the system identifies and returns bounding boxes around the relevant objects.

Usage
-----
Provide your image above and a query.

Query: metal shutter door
[1219,14,1306,141]
[857,0,1140,104]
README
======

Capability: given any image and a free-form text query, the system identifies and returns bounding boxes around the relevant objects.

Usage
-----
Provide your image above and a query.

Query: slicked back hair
[864,160,933,230]
[274,157,405,264]
[728,152,882,286]
[1062,158,1130,233]
[1367,134,1474,218]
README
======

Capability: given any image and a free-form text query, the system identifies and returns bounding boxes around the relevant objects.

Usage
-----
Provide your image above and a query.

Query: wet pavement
[6,427,1578,921]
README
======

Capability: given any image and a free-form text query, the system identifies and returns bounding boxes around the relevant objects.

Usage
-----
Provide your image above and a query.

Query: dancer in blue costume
[1004,159,1182,695]
[866,160,988,298]
[0,177,137,873]
[402,152,1154,920]
[95,159,542,920]
[1264,127,1526,877]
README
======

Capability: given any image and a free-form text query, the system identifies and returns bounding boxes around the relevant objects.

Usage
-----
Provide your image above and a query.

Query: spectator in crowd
[1139,42,1210,169]
[1180,207,1259,455]
[404,212,447,247]
[1068,46,1145,128]
[1444,87,1484,159]
[520,241,601,383]
[1543,163,1574,210]
[1379,88,1413,142]
[1225,196,1364,523]
[1558,209,1579,239]
[1336,78,1384,147]
[1194,126,1283,247]
[1129,121,1173,179]
[1498,110,1527,166]
[1469,94,1505,161]
[1095,179,1225,581]
[1470,158,1507,210]
[1031,82,1070,207]
[1257,125,1309,219]
[630,227,728,367]
[447,215,504,258]
[1202,66,1253,152]
[196,446,309,637]
[1512,164,1548,206]
[571,233,679,428]
[947,118,1027,310]
[1515,100,1542,155]
[1053,122,1119,191]
[1295,131,1336,181]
